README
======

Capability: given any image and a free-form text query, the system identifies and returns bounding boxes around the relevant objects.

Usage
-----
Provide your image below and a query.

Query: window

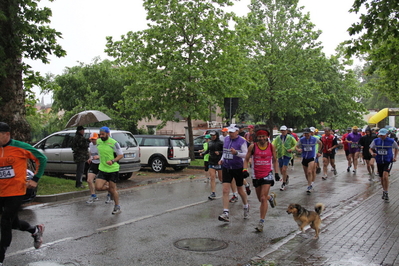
[112,133,138,148]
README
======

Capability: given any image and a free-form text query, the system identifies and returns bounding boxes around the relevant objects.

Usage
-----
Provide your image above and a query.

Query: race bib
[377,149,388,155]
[351,143,359,148]
[225,152,234,160]
[304,146,312,152]
[0,166,16,179]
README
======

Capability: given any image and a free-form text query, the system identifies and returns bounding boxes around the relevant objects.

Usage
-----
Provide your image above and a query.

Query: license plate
[124,153,136,158]
[181,160,189,163]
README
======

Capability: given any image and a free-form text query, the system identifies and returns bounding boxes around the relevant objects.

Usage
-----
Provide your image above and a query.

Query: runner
[272,125,297,191]
[217,124,249,222]
[341,127,353,172]
[346,126,362,174]
[369,128,398,203]
[243,129,278,232]
[295,128,322,193]
[320,127,338,180]
[359,127,377,179]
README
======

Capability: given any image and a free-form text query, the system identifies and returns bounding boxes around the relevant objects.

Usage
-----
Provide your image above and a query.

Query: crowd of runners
[202,124,398,232]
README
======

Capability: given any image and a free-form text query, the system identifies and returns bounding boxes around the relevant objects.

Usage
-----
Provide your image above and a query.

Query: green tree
[235,0,325,131]
[48,58,138,133]
[106,0,247,159]
[0,0,65,141]
[346,0,399,101]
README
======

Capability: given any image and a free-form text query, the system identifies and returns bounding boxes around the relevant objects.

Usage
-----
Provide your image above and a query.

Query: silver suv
[134,135,190,173]
[33,128,141,180]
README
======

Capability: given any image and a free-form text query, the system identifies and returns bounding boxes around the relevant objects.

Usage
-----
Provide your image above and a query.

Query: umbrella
[65,110,111,128]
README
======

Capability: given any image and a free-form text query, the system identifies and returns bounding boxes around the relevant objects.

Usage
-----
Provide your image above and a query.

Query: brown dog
[286,203,325,239]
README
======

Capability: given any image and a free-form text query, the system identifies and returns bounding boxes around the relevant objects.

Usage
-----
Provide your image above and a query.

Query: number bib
[377,149,388,155]
[225,152,234,160]
[304,146,312,152]
[351,143,359,148]
[0,166,16,179]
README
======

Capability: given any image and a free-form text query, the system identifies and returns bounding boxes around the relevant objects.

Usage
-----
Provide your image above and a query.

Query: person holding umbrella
[71,126,89,188]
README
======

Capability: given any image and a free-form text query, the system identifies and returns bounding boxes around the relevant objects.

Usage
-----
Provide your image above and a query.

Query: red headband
[256,130,269,137]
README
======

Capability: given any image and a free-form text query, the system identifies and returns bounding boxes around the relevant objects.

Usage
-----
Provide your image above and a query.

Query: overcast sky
[28,0,361,104]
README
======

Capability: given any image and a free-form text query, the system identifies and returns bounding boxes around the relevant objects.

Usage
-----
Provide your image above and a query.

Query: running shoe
[86,196,98,204]
[112,205,121,215]
[333,168,337,175]
[353,169,357,174]
[385,193,390,203]
[229,195,238,203]
[218,212,230,222]
[286,175,289,185]
[322,176,327,180]
[105,194,113,204]
[245,185,251,196]
[255,222,264,232]
[208,192,216,200]
[347,167,350,172]
[32,224,45,249]
[307,185,313,194]
[243,205,250,219]
[280,183,286,191]
[316,167,321,174]
[382,192,387,200]
[268,192,277,208]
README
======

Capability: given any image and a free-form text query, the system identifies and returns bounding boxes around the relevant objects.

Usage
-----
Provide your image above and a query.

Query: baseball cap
[77,126,85,131]
[378,128,388,136]
[0,122,11,132]
[248,125,254,129]
[303,128,311,133]
[280,125,288,131]
[209,131,217,136]
[309,127,316,132]
[89,132,99,140]
[221,128,228,132]
[352,126,359,130]
[227,124,239,133]
[205,134,211,139]
[347,127,352,131]
[100,126,110,133]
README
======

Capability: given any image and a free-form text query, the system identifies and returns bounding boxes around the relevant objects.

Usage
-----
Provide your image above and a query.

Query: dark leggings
[0,196,35,262]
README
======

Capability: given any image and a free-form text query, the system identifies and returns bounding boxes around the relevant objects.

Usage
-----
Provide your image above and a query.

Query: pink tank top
[253,143,273,179]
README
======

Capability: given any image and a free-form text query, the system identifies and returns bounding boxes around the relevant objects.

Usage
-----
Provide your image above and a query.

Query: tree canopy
[0,0,65,141]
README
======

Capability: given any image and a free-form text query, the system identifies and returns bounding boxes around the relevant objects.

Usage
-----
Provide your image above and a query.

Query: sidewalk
[254,171,399,266]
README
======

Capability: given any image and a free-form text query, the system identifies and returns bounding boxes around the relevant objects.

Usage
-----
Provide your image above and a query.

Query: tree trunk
[186,116,195,160]
[0,0,31,142]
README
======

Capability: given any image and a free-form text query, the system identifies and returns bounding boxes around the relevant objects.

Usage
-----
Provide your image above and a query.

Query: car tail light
[168,147,174,159]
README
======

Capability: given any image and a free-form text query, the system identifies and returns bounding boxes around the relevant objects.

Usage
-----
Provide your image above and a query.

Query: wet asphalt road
[5,150,395,266]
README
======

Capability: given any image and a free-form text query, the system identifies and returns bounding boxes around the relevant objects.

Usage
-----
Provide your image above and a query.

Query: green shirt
[97,137,122,173]
[272,134,297,158]
[203,142,210,162]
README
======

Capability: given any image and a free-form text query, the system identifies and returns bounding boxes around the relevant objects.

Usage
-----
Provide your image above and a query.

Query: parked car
[33,128,141,180]
[134,135,190,173]
[193,135,206,159]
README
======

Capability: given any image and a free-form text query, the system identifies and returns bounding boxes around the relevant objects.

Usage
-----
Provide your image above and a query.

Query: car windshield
[112,132,138,148]
[171,138,186,147]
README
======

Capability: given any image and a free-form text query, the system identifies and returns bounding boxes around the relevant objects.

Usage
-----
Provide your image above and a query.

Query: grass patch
[37,175,84,195]
[190,159,204,167]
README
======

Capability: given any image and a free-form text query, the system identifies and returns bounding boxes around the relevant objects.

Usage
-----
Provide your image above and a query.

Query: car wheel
[119,173,132,180]
[172,166,185,171]
[151,157,166,173]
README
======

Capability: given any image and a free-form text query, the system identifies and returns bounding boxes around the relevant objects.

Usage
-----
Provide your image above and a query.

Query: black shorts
[323,153,335,159]
[222,168,244,186]
[363,153,373,160]
[301,158,315,167]
[97,171,119,183]
[252,177,274,188]
[377,162,393,177]
[204,161,209,172]
[345,150,350,157]
[88,163,99,175]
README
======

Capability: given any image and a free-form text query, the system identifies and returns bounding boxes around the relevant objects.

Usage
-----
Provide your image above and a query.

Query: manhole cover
[174,238,228,252]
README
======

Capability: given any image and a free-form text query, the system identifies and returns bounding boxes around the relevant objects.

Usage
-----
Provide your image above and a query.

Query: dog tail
[315,203,325,215]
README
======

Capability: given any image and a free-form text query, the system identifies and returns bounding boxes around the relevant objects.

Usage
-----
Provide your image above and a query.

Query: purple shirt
[347,132,362,153]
